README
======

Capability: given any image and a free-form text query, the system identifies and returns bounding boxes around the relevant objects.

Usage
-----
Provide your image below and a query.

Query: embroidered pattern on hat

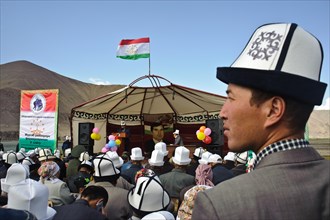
[248,31,282,61]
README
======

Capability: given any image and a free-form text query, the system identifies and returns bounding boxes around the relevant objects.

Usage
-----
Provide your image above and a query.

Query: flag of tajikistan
[116,37,150,60]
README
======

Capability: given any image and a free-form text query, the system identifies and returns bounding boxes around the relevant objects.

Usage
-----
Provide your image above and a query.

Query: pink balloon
[101,147,108,153]
[92,127,99,133]
[204,128,212,136]
[108,135,115,141]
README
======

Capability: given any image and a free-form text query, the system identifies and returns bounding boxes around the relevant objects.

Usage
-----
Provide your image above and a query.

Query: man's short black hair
[151,122,163,131]
[81,185,108,206]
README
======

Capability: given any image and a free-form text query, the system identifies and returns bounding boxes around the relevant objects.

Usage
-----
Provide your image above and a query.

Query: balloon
[90,133,97,140]
[108,135,116,141]
[203,135,212,144]
[95,133,101,141]
[105,144,109,148]
[92,127,99,133]
[108,140,116,147]
[115,139,121,146]
[110,146,118,152]
[197,131,206,140]
[101,147,108,153]
[204,128,211,136]
[199,126,206,132]
[196,130,200,135]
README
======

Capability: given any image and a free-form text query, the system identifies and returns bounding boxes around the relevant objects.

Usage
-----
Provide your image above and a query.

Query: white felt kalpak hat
[1,163,29,193]
[173,129,180,135]
[7,179,56,220]
[148,150,165,166]
[3,152,18,164]
[106,151,124,168]
[193,147,204,158]
[130,147,144,161]
[172,146,191,165]
[154,142,168,156]
[93,154,120,177]
[128,175,170,213]
[224,152,236,162]
[79,151,90,162]
[198,151,213,165]
[217,23,327,105]
[208,154,223,164]
[38,148,56,161]
[142,211,175,220]
[235,151,248,164]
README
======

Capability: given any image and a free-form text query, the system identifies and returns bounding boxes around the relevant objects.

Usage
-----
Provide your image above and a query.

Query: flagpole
[149,57,151,75]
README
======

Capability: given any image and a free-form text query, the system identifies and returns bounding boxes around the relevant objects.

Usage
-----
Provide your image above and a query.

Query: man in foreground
[192,23,329,219]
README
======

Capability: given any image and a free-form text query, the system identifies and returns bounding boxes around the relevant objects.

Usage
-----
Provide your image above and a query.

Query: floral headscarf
[195,164,214,186]
[38,161,60,183]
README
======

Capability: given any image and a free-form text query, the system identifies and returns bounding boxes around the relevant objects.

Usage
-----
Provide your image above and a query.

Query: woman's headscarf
[195,164,214,186]
[38,161,60,183]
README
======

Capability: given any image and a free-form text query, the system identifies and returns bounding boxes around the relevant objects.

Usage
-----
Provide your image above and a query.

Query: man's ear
[263,96,285,128]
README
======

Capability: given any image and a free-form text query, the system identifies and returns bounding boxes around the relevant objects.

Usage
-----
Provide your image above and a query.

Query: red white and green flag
[116,37,150,60]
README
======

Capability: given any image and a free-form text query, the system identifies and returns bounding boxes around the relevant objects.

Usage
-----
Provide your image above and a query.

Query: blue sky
[1,0,329,109]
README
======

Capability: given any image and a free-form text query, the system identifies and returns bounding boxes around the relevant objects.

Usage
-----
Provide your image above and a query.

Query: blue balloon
[108,140,116,147]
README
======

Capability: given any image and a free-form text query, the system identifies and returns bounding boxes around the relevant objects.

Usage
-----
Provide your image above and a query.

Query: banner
[19,89,59,152]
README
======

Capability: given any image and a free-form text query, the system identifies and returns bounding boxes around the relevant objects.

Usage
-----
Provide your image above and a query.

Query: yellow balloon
[90,133,97,140]
[197,131,206,140]
[95,133,101,140]
[115,139,121,146]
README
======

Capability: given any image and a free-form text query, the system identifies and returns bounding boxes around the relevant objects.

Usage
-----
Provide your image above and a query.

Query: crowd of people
[0,22,329,219]
[0,141,249,220]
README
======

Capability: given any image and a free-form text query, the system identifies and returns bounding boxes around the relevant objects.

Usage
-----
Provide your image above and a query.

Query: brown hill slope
[0,60,125,139]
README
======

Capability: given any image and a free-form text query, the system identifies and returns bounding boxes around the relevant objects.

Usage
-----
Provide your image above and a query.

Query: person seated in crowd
[91,153,132,219]
[221,151,236,170]
[38,161,75,206]
[67,160,94,194]
[160,146,195,214]
[121,147,144,184]
[177,163,214,220]
[66,145,86,179]
[154,142,173,174]
[106,151,133,190]
[53,185,108,220]
[144,123,169,155]
[127,171,171,220]
[207,154,234,185]
[145,149,165,176]
[231,151,249,176]
[186,147,205,176]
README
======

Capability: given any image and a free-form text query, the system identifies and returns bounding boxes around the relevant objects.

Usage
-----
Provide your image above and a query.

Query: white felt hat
[235,151,248,164]
[7,179,56,220]
[64,148,71,157]
[154,142,168,156]
[217,23,327,105]
[79,151,90,162]
[1,163,29,193]
[172,146,191,165]
[128,176,170,213]
[198,151,213,165]
[93,154,120,177]
[3,152,18,164]
[22,157,36,166]
[142,211,175,220]
[106,151,124,168]
[173,129,180,135]
[224,152,236,162]
[130,147,144,161]
[193,147,205,158]
[208,154,222,164]
[148,150,165,167]
[38,148,56,161]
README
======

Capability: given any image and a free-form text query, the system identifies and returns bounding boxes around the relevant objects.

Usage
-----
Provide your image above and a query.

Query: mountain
[0,60,329,141]
[0,60,125,139]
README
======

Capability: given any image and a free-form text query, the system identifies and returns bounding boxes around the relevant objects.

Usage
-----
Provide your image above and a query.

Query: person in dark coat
[208,154,234,185]
[121,147,144,184]
[53,185,108,220]
[144,123,169,155]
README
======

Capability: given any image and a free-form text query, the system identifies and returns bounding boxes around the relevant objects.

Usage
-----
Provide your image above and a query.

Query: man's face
[152,125,164,141]
[220,84,266,152]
